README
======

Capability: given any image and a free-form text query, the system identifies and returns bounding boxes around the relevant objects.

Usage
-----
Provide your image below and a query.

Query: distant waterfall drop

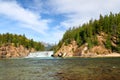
[26,51,53,58]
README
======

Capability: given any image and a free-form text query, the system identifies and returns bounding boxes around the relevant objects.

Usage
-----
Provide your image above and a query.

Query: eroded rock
[0,44,35,58]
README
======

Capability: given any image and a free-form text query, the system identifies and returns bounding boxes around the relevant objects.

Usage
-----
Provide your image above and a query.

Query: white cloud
[0,1,50,34]
[49,0,120,14]
[42,0,120,43]
[42,31,64,44]
[49,28,64,43]
[49,0,120,28]
[0,0,120,43]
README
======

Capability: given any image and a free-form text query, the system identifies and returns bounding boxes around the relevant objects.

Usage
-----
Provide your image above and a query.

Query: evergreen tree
[55,12,120,53]
[0,33,45,51]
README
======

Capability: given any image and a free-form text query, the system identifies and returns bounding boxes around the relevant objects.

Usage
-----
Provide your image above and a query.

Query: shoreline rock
[0,44,35,58]
[54,32,120,58]
[54,40,120,58]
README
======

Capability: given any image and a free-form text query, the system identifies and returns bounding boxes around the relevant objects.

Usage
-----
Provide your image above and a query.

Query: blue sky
[0,0,120,44]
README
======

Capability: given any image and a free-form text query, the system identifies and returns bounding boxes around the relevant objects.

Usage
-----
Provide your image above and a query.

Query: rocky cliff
[54,32,118,57]
[0,44,35,58]
[54,13,120,57]
[0,33,45,58]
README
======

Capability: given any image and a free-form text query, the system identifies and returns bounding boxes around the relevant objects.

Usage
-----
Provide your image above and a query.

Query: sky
[0,0,120,44]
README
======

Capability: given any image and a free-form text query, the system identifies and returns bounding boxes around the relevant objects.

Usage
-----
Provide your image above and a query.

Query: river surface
[0,57,120,80]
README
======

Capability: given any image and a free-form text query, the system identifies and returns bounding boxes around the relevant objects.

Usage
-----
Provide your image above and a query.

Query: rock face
[54,33,113,57]
[0,44,35,58]
[54,41,78,57]
[54,42,111,57]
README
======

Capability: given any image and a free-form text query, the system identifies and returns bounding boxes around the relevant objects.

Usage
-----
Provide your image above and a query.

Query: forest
[55,12,120,53]
[0,33,45,51]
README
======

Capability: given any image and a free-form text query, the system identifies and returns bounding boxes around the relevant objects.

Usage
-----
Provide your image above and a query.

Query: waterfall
[26,51,53,58]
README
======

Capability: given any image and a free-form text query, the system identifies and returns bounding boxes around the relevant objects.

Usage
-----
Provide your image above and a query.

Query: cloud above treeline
[0,0,120,43]
[48,0,120,28]
[0,0,50,34]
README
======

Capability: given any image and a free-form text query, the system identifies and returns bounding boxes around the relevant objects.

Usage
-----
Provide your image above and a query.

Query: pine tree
[55,12,120,53]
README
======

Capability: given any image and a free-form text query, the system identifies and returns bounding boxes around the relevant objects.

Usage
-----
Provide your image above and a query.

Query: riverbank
[59,52,120,58]
[95,53,120,57]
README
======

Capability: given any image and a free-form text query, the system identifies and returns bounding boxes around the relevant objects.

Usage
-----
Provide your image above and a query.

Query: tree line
[0,33,45,51]
[55,12,120,53]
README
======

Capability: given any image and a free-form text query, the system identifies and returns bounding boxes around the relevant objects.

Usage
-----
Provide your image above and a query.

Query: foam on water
[26,51,53,58]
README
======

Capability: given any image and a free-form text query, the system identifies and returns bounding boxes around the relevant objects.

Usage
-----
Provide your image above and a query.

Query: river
[0,51,120,80]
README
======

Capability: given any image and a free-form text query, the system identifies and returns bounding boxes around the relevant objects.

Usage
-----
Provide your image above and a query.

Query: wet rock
[58,53,63,57]
[51,54,54,57]
[57,72,63,74]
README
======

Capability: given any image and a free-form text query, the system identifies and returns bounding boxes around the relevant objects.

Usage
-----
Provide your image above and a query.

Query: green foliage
[87,38,93,49]
[105,35,112,49]
[75,33,82,46]
[93,36,98,46]
[55,12,120,53]
[0,33,45,51]
[64,39,71,46]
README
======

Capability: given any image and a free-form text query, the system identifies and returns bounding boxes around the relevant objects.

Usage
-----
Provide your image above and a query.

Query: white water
[26,51,53,58]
